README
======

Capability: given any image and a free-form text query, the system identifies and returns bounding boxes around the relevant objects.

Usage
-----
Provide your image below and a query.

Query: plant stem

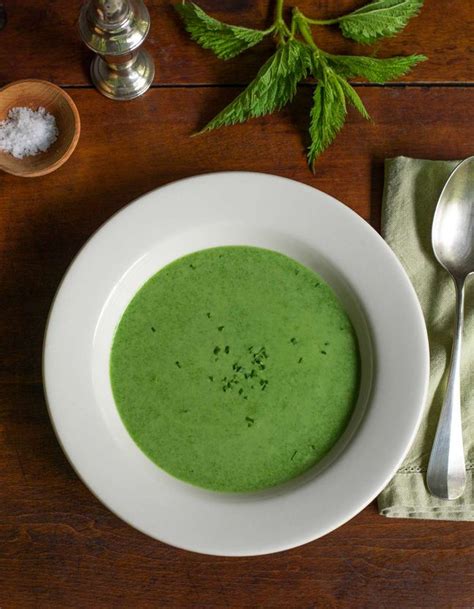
[290,15,296,37]
[292,8,318,51]
[305,16,339,25]
[275,0,285,22]
[274,0,291,42]
[263,24,277,35]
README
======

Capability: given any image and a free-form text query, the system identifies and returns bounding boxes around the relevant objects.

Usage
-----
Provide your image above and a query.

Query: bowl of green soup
[44,172,428,556]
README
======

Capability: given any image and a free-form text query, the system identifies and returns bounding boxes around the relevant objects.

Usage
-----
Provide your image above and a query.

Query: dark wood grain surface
[1,1,474,608]
[0,0,473,86]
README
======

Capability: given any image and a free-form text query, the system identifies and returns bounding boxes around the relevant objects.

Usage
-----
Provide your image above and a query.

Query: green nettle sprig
[175,0,426,170]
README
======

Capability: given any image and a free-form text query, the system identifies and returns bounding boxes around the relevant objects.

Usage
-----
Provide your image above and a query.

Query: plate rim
[43,171,430,556]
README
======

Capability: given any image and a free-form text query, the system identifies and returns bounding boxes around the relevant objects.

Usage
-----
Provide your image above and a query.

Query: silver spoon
[427,156,474,500]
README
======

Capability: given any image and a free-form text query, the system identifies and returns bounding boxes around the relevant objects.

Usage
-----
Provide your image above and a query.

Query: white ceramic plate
[44,172,429,556]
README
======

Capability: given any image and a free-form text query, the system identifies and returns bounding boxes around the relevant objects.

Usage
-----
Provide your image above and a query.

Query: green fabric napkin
[378,156,474,520]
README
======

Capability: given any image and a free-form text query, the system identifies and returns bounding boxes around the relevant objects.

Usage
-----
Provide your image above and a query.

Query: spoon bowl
[0,79,80,178]
[432,157,474,278]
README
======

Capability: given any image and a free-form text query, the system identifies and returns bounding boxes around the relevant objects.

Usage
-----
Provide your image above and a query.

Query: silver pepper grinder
[79,0,155,100]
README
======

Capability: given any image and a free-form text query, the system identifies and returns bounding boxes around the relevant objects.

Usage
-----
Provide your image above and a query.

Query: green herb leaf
[337,0,424,44]
[325,53,426,81]
[308,59,371,166]
[178,0,426,171]
[175,2,269,60]
[199,40,311,132]
[308,66,347,168]
[335,75,370,119]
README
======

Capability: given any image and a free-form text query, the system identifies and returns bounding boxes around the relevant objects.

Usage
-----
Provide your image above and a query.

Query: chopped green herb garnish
[218,325,224,332]
[224,345,230,354]
[151,326,156,332]
[321,350,327,355]
[175,361,182,368]
[213,346,221,355]
[290,337,297,345]
[208,376,214,382]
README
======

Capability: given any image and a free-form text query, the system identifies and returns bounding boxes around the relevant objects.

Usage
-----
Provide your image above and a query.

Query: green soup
[111,246,359,492]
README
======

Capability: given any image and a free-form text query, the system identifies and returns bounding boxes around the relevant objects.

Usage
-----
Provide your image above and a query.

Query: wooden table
[1,2,473,607]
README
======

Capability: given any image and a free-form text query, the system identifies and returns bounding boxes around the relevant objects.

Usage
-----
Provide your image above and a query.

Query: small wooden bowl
[0,79,80,178]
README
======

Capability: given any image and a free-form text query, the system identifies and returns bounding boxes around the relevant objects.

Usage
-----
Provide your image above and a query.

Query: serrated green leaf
[325,53,426,81]
[308,68,347,168]
[308,58,371,166]
[175,2,269,60]
[335,75,370,119]
[199,40,311,132]
[338,0,424,44]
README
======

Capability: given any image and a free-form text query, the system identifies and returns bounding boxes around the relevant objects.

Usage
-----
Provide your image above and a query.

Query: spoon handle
[427,278,466,500]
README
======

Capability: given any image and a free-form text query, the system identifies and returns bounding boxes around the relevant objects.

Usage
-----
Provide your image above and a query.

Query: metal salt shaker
[79,0,155,100]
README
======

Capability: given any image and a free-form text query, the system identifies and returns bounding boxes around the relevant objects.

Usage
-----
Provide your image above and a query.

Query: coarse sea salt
[0,106,58,159]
